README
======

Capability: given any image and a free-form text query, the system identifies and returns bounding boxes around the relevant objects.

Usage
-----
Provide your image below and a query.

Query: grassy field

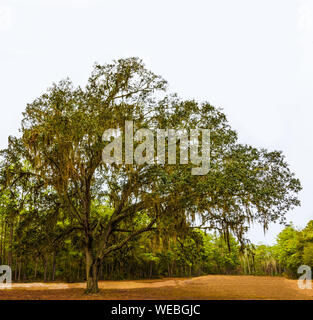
[0,275,312,300]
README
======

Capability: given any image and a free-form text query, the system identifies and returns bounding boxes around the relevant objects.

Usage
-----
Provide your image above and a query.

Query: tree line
[1,212,311,282]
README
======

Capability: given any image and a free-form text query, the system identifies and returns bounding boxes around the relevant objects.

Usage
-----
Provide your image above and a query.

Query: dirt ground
[0,275,313,300]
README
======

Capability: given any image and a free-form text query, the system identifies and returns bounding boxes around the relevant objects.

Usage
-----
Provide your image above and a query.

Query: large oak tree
[17,58,301,293]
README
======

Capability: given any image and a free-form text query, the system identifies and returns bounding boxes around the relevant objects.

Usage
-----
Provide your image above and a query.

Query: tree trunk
[18,259,22,282]
[3,221,7,264]
[77,263,80,281]
[52,253,56,281]
[14,257,18,281]
[85,245,100,294]
[100,262,103,280]
[8,222,14,267]
[43,257,47,282]
[247,256,251,275]
[34,257,38,279]
[0,217,3,265]
[149,261,153,278]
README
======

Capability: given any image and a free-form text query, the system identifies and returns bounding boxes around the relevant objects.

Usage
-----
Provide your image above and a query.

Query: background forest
[0,202,311,282]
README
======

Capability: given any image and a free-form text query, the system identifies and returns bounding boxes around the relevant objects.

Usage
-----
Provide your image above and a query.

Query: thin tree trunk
[0,217,3,265]
[3,221,7,264]
[149,261,153,278]
[18,259,22,282]
[52,253,56,281]
[100,262,103,280]
[34,257,38,279]
[14,257,18,281]
[8,222,14,267]
[69,259,72,281]
[247,256,251,274]
[23,261,27,282]
[43,257,47,282]
[77,264,80,281]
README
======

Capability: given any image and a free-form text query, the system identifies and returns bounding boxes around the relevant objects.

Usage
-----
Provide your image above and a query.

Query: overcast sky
[0,0,312,244]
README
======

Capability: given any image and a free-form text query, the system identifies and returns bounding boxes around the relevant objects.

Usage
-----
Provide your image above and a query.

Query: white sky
[0,0,312,244]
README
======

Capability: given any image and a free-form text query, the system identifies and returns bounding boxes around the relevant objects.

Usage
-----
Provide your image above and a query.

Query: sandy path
[1,275,313,300]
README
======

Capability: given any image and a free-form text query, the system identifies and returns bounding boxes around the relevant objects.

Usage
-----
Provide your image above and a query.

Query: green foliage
[271,221,313,278]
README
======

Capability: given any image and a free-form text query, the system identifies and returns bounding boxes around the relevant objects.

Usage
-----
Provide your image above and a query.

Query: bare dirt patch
[0,275,312,300]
